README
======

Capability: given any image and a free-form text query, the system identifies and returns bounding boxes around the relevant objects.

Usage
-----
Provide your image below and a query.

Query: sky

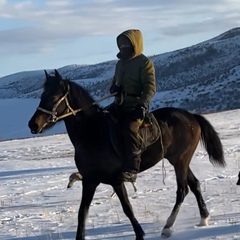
[0,0,240,77]
[0,98,240,239]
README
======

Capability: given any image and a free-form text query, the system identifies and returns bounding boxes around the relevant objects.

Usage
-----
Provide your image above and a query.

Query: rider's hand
[110,84,122,96]
[130,105,146,120]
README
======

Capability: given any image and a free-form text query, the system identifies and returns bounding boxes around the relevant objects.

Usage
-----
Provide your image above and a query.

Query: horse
[28,69,226,240]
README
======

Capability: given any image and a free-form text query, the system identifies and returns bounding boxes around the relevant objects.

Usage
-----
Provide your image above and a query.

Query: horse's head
[28,69,71,134]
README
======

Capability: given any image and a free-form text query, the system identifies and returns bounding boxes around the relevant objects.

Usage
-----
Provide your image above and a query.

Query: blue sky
[0,0,240,77]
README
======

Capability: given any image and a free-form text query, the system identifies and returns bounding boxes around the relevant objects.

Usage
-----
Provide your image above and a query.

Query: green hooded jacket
[111,29,156,110]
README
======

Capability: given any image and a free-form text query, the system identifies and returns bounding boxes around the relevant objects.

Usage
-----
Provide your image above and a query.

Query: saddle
[138,112,161,151]
[104,105,163,156]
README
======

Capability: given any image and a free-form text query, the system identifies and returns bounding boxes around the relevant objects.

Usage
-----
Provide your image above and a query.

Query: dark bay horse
[28,70,226,240]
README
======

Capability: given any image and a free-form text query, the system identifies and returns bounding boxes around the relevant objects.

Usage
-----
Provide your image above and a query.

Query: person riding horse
[28,69,226,239]
[110,29,156,182]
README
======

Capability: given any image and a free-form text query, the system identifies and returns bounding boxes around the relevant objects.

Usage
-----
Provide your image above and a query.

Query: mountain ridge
[1,27,240,113]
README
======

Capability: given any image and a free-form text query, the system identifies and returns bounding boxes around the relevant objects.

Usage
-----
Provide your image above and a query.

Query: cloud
[0,0,239,56]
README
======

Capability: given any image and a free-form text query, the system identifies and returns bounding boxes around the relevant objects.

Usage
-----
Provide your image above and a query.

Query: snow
[0,99,240,240]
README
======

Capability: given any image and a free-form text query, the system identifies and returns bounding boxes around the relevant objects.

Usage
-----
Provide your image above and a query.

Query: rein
[37,84,117,123]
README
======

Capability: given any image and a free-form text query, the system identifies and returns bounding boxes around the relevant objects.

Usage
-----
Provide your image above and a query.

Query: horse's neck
[65,84,106,149]
[69,82,95,110]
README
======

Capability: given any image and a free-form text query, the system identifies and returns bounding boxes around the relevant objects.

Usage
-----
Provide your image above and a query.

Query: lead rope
[131,182,137,192]
[162,159,166,185]
[110,182,137,199]
[159,126,166,185]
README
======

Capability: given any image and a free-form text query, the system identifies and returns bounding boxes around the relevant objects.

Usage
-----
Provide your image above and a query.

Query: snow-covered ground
[0,100,240,240]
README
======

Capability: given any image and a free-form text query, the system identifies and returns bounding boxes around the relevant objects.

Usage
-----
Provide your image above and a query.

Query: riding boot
[122,154,141,182]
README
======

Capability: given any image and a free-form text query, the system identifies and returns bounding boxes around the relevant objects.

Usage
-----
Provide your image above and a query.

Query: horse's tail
[194,114,226,167]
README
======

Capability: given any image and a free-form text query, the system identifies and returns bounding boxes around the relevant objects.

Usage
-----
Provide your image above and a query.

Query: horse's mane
[69,80,100,111]
[43,72,101,113]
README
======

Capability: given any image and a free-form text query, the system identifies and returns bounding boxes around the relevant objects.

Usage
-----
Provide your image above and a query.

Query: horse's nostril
[28,122,39,133]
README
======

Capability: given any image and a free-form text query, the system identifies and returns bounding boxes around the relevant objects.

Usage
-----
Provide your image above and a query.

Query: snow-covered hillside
[0,28,240,113]
[0,109,240,239]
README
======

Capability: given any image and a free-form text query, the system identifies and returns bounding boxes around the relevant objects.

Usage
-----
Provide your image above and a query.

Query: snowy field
[0,106,240,239]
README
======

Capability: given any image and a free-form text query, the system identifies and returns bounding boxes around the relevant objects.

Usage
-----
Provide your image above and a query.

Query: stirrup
[122,172,138,192]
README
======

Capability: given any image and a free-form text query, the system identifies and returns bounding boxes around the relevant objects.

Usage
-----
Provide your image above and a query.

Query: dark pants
[107,103,143,173]
[122,113,143,173]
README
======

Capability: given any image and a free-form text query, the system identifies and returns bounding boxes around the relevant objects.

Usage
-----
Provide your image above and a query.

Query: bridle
[37,84,82,123]
[37,84,117,123]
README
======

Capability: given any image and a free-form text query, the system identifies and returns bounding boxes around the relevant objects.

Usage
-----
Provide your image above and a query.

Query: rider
[110,29,156,182]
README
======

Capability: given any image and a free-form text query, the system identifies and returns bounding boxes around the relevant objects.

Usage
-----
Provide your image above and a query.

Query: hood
[117,29,143,58]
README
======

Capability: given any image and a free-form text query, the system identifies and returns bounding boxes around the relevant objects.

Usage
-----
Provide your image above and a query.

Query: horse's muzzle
[28,121,40,134]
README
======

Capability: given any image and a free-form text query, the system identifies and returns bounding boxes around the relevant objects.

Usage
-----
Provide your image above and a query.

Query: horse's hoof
[196,216,210,227]
[161,228,172,238]
[67,172,83,188]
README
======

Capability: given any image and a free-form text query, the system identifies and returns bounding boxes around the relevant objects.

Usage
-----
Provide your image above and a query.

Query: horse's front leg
[112,182,145,240]
[76,180,99,240]
[237,171,240,185]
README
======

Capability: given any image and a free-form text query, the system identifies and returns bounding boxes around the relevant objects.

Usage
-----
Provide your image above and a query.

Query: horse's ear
[54,69,62,79]
[44,70,49,79]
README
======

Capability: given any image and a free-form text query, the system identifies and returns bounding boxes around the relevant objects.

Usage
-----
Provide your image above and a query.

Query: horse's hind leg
[112,182,145,240]
[187,168,210,226]
[161,161,190,238]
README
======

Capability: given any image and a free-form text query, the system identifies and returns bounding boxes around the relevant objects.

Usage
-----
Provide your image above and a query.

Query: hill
[1,27,240,113]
